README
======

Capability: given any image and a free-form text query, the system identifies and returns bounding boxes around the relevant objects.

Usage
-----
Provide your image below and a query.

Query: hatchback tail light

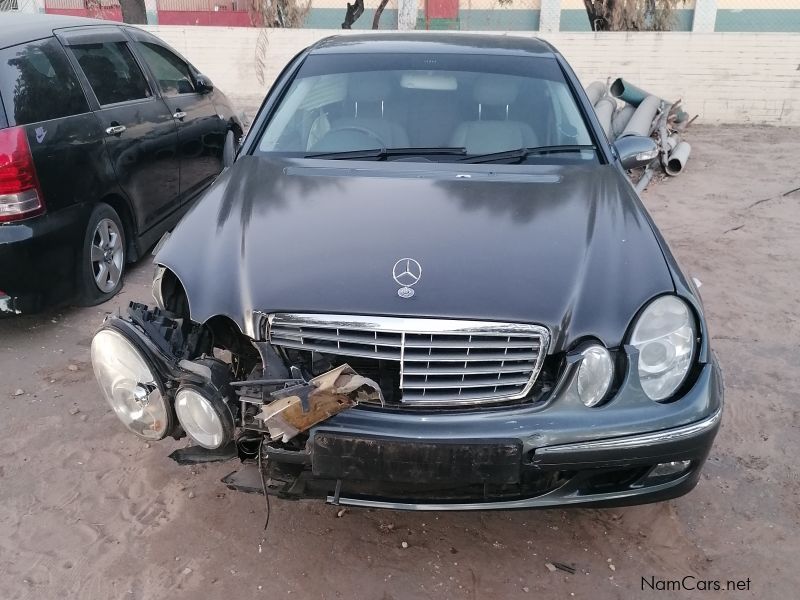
[0,127,45,223]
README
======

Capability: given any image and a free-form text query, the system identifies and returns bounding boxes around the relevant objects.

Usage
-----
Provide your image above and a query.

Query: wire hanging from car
[257,437,271,553]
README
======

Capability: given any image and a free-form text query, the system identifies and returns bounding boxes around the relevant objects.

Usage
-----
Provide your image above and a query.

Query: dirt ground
[1,124,798,600]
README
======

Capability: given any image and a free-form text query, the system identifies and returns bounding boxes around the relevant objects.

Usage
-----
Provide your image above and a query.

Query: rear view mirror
[614,135,658,170]
[400,72,457,91]
[195,74,214,94]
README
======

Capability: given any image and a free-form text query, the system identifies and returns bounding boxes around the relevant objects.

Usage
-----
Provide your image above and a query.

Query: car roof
[0,12,115,50]
[309,33,557,57]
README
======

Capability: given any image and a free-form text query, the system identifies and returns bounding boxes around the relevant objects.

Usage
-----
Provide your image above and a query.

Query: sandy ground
[1,124,798,600]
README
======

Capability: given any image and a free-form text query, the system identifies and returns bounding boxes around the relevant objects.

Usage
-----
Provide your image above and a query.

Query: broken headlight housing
[91,328,172,440]
[630,295,696,401]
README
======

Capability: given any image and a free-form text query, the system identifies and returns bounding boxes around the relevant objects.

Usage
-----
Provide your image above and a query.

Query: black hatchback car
[91,34,722,511]
[0,13,241,313]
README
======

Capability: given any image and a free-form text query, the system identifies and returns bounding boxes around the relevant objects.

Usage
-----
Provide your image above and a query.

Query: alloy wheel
[90,218,124,293]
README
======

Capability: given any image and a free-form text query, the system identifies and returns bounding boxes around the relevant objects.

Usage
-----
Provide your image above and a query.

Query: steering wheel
[328,125,388,149]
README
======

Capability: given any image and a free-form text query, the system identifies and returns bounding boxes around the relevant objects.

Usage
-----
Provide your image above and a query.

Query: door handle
[173,111,187,120]
[105,124,126,136]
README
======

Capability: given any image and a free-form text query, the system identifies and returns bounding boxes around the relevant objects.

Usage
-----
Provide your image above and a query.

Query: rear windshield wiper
[459,145,596,164]
[304,147,467,160]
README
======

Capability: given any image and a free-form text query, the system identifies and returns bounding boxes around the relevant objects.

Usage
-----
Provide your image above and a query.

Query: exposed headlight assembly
[630,295,697,401]
[91,328,172,440]
[576,345,614,407]
[175,385,234,449]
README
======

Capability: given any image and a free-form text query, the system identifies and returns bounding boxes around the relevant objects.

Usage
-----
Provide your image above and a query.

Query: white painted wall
[142,26,800,125]
[6,0,43,13]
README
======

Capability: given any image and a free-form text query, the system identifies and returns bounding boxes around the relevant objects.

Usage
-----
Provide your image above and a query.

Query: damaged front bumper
[226,357,722,510]
[94,304,723,511]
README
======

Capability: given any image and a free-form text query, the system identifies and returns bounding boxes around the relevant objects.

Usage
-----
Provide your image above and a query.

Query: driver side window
[136,42,196,96]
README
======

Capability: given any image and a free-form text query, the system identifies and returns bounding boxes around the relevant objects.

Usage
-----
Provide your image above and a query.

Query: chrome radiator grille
[267,314,549,406]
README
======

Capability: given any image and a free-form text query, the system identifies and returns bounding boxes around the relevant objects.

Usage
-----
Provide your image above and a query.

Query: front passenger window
[136,43,196,96]
[71,42,151,106]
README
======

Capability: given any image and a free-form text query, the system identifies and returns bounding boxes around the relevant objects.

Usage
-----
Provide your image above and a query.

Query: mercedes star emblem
[392,258,422,298]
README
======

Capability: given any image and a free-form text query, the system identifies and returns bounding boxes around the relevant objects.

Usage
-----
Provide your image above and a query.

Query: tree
[342,0,392,29]
[250,0,311,27]
[372,0,390,29]
[118,0,147,24]
[582,0,684,31]
[341,0,364,29]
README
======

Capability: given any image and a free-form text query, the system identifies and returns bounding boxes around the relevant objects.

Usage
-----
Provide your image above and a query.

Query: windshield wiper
[304,147,467,160]
[459,145,596,164]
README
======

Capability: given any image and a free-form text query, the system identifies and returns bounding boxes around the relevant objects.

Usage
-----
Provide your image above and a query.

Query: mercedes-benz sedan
[90,33,722,511]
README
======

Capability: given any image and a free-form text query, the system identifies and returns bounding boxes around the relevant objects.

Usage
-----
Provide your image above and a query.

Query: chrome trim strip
[326,472,693,512]
[534,407,723,456]
[266,313,550,407]
[269,313,549,336]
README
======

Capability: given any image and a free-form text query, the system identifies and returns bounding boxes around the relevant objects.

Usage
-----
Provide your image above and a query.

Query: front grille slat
[269,337,402,361]
[402,374,532,389]
[400,386,525,404]
[403,349,539,362]
[270,327,403,347]
[267,314,549,407]
[402,338,537,349]
[403,363,532,376]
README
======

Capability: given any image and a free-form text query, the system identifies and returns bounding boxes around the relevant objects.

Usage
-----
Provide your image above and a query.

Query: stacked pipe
[585,78,695,191]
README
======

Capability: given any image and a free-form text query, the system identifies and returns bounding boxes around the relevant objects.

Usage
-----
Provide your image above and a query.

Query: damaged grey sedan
[90,34,723,511]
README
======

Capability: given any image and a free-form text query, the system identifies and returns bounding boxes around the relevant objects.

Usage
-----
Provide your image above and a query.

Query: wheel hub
[91,217,124,293]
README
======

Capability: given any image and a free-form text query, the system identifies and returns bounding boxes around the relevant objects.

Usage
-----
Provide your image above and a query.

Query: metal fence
[302,0,800,32]
[712,0,800,33]
[44,0,123,21]
[36,0,800,31]
[156,0,250,26]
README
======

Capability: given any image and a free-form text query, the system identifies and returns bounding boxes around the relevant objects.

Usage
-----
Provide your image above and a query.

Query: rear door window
[0,37,89,126]
[70,41,152,106]
[135,42,196,96]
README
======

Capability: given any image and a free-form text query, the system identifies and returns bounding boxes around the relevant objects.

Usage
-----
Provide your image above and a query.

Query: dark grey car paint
[142,33,722,508]
[157,157,675,355]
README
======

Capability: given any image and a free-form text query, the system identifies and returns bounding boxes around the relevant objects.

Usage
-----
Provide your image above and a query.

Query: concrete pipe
[667,134,680,152]
[585,81,606,106]
[665,141,691,176]
[612,78,690,123]
[620,95,661,138]
[612,105,636,138]
[594,97,616,138]
[610,78,653,107]
[634,166,656,193]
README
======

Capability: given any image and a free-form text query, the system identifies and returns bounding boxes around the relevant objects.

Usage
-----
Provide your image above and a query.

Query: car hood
[157,156,674,351]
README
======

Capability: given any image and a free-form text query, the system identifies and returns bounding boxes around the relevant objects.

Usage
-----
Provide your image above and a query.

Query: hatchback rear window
[0,37,89,127]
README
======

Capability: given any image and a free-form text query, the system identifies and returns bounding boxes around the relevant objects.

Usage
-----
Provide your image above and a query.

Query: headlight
[174,385,233,449]
[576,345,614,407]
[630,295,696,401]
[91,328,171,440]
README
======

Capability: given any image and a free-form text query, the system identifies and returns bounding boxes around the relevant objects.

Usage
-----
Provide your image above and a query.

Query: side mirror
[614,135,658,170]
[222,130,236,168]
[195,74,214,94]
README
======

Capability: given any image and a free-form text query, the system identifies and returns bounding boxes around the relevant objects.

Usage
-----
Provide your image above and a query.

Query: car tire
[77,203,126,306]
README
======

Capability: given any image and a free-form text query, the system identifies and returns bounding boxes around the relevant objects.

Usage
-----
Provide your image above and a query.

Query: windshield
[256,53,596,164]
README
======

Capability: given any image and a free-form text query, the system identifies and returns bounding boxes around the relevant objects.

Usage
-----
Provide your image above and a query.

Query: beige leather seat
[325,76,410,149]
[450,76,539,154]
